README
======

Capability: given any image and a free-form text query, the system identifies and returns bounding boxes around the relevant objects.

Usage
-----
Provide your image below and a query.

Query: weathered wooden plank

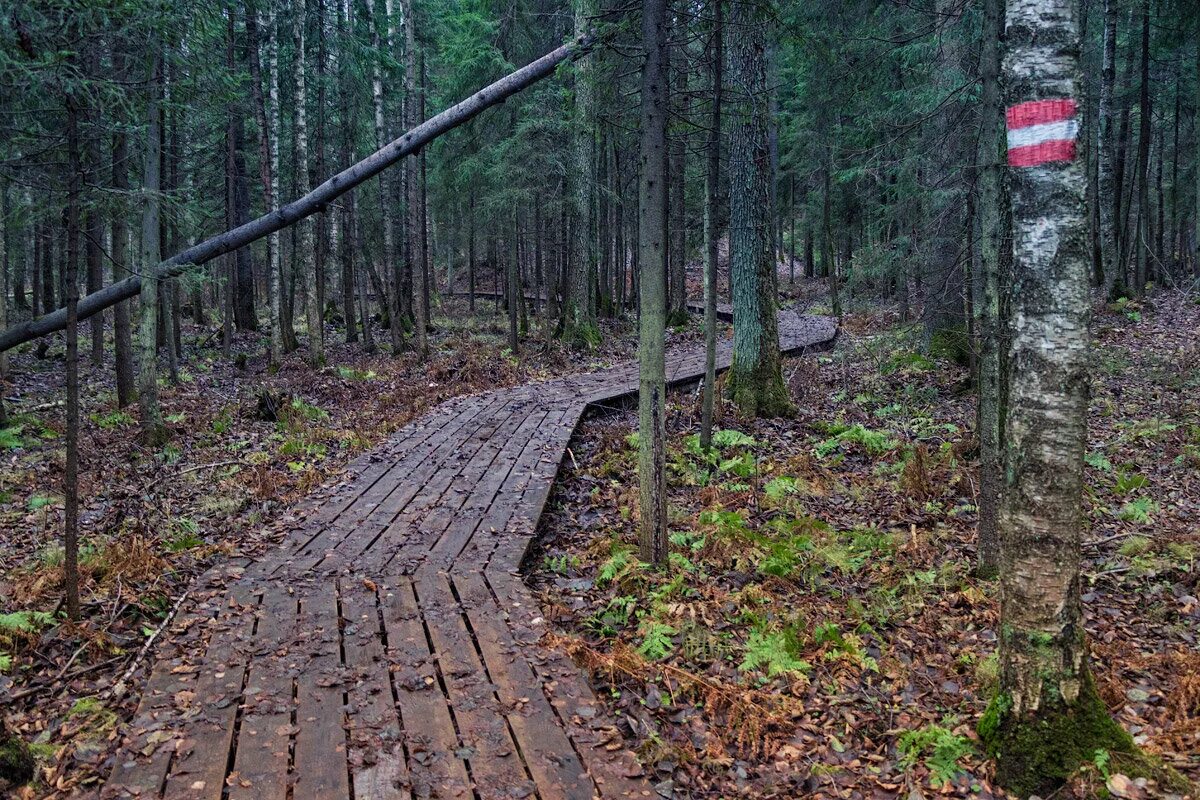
[452,572,596,800]
[160,586,259,799]
[484,572,649,800]
[291,583,352,800]
[340,580,412,800]
[379,579,473,800]
[226,586,299,800]
[413,572,534,799]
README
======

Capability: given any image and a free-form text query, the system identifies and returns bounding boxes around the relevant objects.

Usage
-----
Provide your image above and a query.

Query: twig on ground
[105,589,191,701]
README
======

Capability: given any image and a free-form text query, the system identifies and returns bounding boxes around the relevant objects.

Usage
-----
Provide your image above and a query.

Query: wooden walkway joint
[103,312,838,800]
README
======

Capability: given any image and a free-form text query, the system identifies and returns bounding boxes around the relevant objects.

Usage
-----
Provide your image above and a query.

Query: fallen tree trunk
[0,33,597,354]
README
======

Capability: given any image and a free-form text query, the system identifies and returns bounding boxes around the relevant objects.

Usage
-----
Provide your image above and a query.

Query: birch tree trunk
[638,0,669,566]
[982,0,1138,791]
[726,0,789,417]
[1097,0,1118,294]
[293,0,324,367]
[366,0,404,353]
[139,45,167,446]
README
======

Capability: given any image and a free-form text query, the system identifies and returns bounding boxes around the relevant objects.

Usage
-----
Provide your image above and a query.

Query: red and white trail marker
[1006,99,1078,168]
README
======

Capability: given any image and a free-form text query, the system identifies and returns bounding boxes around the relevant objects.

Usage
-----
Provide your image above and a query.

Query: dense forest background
[2,0,1197,376]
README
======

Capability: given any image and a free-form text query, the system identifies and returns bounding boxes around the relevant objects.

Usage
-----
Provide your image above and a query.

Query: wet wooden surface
[104,313,838,800]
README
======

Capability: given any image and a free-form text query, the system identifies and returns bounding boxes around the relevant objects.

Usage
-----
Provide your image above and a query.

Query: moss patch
[928,325,971,367]
[978,673,1176,798]
[0,728,34,788]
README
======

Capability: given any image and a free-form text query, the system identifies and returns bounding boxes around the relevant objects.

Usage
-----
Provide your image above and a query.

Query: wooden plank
[284,394,511,575]
[413,572,534,799]
[379,579,473,800]
[452,572,596,800]
[414,405,550,572]
[291,583,352,800]
[340,580,412,800]
[485,572,648,800]
[160,586,259,800]
[226,586,299,800]
[436,407,561,575]
[244,395,490,580]
[104,650,194,799]
[342,397,531,573]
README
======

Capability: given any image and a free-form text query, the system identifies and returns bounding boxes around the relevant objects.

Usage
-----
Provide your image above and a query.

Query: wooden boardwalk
[104,312,837,800]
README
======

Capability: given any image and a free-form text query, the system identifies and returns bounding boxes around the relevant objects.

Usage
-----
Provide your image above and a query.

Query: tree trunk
[983,2,1138,792]
[109,44,135,406]
[293,0,324,367]
[64,90,82,621]
[566,0,598,344]
[248,7,283,366]
[139,45,167,446]
[1131,0,1151,294]
[973,0,1009,578]
[365,0,404,353]
[638,0,669,566]
[667,14,688,327]
[700,0,722,450]
[406,0,428,358]
[726,0,789,417]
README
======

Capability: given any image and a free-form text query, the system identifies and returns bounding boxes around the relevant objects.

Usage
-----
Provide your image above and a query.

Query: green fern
[712,429,756,449]
[0,610,55,635]
[739,630,810,677]
[637,621,677,661]
[0,425,25,450]
[597,545,637,586]
[897,723,973,787]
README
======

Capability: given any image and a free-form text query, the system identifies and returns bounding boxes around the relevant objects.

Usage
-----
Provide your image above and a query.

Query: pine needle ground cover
[531,293,1200,799]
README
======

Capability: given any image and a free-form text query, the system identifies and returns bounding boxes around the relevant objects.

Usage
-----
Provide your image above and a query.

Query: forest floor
[529,286,1200,799]
[0,295,708,798]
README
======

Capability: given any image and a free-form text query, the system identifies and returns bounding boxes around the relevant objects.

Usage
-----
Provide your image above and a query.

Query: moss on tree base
[978,673,1191,798]
[727,368,794,419]
[0,725,34,788]
[560,320,602,350]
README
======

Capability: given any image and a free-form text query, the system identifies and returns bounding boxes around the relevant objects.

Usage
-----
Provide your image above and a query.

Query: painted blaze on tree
[980,0,1146,795]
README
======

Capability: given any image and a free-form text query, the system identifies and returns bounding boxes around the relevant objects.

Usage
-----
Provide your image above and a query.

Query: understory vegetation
[532,291,1200,798]
[0,299,697,796]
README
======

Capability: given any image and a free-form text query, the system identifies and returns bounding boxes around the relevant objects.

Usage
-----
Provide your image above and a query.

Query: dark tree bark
[638,0,669,566]
[700,0,722,450]
[64,89,82,621]
[667,9,688,326]
[973,0,1010,577]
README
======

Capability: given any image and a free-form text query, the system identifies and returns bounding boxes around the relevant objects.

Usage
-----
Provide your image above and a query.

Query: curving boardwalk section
[104,312,837,800]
